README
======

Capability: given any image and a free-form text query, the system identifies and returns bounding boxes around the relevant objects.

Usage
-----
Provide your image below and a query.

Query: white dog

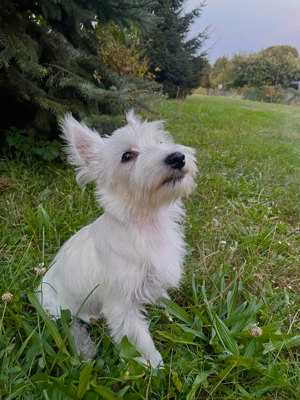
[39,111,197,368]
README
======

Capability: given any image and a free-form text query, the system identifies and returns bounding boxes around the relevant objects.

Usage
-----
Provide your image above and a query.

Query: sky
[188,0,300,65]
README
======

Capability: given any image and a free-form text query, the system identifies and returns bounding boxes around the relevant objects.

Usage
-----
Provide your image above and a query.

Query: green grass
[1,94,300,399]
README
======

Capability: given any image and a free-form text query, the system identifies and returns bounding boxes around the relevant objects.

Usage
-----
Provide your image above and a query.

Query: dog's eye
[122,152,134,162]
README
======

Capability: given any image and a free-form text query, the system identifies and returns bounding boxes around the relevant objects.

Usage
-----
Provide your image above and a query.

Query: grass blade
[156,331,197,345]
[202,283,239,355]
[11,326,37,364]
[27,290,69,355]
[77,361,95,399]
[159,297,193,325]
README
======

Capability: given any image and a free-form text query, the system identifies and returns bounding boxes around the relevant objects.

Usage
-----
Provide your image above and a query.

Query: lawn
[1,94,300,399]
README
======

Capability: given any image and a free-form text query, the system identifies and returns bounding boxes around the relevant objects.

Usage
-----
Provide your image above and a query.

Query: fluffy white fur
[39,111,197,368]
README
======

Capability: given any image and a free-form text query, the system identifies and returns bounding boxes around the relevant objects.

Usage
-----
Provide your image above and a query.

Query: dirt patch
[0,175,17,191]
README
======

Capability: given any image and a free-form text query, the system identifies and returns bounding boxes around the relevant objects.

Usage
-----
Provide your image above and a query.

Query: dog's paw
[135,350,164,369]
[71,319,97,363]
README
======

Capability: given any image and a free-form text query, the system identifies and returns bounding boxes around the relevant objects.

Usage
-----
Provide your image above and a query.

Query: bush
[96,23,150,78]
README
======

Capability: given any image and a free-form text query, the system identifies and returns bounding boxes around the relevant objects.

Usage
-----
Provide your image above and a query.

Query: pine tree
[142,0,209,98]
[0,0,162,159]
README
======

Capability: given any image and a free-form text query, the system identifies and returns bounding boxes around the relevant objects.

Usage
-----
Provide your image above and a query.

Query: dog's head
[61,111,197,217]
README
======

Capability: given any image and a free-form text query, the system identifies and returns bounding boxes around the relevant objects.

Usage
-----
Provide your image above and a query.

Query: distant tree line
[201,46,300,103]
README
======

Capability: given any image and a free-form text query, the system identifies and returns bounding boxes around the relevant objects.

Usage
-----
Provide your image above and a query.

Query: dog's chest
[95,212,185,298]
[132,222,184,290]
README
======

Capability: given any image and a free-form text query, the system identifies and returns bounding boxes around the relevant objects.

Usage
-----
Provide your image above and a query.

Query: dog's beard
[148,171,195,209]
[96,172,194,220]
[162,172,185,186]
[161,173,195,195]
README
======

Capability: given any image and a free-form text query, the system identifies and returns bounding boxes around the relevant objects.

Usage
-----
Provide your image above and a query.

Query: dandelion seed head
[34,267,46,276]
[212,218,219,227]
[250,323,262,337]
[2,292,13,302]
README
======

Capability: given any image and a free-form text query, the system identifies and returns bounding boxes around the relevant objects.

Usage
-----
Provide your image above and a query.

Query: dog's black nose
[164,152,186,170]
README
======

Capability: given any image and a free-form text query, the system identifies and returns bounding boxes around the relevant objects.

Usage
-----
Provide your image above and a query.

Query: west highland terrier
[39,111,197,368]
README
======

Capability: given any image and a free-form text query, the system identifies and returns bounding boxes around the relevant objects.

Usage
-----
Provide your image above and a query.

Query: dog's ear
[60,114,104,185]
[126,109,141,126]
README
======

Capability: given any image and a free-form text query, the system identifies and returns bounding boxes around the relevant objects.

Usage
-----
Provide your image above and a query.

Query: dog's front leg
[71,319,97,363]
[102,300,163,369]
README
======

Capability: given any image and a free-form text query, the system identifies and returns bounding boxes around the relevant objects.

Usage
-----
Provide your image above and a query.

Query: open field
[1,94,300,399]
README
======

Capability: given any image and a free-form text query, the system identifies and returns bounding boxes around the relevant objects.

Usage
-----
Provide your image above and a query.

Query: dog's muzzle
[164,152,186,170]
[162,152,187,186]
